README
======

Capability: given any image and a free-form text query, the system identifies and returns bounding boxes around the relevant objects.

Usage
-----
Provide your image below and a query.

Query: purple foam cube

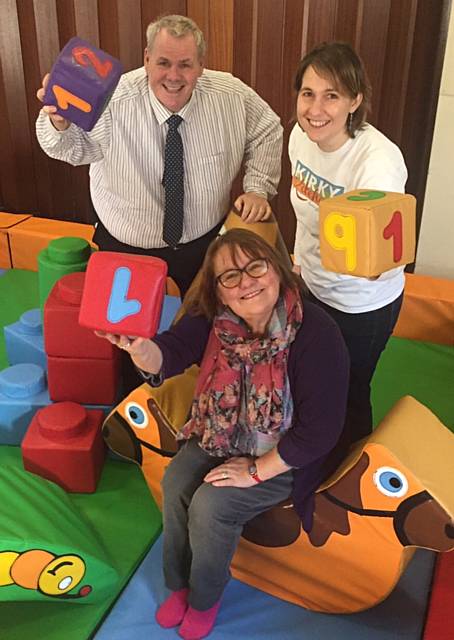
[43,37,123,131]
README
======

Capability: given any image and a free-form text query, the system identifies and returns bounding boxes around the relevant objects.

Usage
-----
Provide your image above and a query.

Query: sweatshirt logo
[292,160,344,205]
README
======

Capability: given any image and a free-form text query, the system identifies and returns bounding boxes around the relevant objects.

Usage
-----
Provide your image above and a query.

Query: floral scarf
[178,288,303,457]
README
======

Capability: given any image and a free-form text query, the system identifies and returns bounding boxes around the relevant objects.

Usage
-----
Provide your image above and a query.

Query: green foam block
[372,336,454,431]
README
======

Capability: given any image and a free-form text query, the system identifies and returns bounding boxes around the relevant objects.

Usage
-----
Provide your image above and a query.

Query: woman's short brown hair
[294,41,372,137]
[184,229,302,320]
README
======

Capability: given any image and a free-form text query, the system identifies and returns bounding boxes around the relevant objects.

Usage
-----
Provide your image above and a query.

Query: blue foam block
[0,363,112,445]
[158,296,181,334]
[4,308,47,369]
[0,363,50,444]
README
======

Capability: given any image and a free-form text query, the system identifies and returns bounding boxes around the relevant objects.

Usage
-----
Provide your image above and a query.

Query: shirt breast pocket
[186,152,228,193]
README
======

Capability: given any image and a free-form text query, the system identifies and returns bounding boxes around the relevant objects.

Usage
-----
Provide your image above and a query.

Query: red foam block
[44,271,119,359]
[79,252,167,338]
[47,355,120,405]
[423,551,454,640]
[22,401,106,493]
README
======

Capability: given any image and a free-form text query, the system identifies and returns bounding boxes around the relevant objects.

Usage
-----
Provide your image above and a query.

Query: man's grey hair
[146,15,206,60]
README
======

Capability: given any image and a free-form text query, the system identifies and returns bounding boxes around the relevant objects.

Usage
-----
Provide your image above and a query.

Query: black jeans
[93,218,224,297]
[306,291,404,444]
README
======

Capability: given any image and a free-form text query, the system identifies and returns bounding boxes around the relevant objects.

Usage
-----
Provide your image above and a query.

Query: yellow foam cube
[319,189,416,277]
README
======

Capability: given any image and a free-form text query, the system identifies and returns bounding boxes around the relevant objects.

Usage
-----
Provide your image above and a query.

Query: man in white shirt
[36,15,283,295]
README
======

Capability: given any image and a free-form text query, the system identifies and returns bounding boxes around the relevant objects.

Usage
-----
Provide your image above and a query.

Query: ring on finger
[222,470,228,480]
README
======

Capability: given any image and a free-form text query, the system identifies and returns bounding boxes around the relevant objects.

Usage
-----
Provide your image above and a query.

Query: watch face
[249,463,257,476]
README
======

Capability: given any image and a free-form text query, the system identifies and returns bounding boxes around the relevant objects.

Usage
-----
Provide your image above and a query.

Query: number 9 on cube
[319,190,416,277]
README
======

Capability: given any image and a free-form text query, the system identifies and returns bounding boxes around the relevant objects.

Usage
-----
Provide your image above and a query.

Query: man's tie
[162,114,184,248]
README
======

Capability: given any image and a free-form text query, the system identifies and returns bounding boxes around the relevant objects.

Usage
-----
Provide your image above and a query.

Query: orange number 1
[52,85,92,113]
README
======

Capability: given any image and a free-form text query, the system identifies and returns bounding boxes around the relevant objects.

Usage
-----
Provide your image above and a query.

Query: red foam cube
[44,271,119,359]
[22,401,106,493]
[47,355,120,405]
[79,252,167,338]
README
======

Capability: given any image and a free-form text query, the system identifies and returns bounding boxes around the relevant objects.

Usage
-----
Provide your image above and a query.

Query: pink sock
[155,588,189,628]
[178,600,222,640]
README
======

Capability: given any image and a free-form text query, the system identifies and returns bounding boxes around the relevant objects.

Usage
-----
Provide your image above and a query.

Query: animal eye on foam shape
[373,466,409,498]
[124,402,149,429]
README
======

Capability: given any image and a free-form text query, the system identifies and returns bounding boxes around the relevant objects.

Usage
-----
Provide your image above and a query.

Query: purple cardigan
[153,299,350,531]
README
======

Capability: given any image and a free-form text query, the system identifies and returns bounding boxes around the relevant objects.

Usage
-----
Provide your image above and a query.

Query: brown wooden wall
[0,0,451,251]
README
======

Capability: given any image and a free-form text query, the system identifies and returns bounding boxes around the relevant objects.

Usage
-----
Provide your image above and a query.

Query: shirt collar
[148,84,197,126]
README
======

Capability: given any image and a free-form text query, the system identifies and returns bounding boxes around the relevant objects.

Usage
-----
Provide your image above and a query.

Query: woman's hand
[94,330,163,374]
[204,457,257,488]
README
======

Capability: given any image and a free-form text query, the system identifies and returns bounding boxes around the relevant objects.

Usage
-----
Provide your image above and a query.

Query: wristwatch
[248,459,263,484]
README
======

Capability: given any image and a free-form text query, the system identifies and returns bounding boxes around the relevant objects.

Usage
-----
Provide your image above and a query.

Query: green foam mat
[0,447,162,640]
[372,336,454,431]
[0,269,39,370]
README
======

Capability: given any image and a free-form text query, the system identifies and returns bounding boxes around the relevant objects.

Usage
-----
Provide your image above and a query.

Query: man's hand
[234,192,272,223]
[37,74,71,131]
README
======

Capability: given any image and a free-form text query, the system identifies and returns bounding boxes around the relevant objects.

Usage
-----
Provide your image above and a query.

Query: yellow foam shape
[8,217,97,271]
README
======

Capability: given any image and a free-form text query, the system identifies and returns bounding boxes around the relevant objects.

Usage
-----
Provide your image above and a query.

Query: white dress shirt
[36,68,283,248]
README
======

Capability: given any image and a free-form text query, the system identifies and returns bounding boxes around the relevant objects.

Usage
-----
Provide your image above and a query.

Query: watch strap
[248,460,263,484]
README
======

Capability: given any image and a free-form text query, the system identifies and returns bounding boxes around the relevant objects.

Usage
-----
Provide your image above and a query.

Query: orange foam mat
[0,234,11,269]
[8,216,96,271]
[393,272,454,345]
[0,213,32,268]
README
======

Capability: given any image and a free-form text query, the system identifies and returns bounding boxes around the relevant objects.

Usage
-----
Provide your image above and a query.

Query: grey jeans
[161,437,293,610]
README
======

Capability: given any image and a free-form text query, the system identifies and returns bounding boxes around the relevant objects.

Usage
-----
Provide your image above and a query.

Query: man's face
[144,29,204,112]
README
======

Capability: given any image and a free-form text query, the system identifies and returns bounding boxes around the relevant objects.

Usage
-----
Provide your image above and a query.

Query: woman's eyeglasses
[216,258,269,289]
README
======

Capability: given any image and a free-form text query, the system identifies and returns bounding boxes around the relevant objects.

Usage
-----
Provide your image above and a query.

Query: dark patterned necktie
[162,114,184,248]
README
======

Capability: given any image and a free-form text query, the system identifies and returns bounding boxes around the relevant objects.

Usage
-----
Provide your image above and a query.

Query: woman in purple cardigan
[99,229,349,640]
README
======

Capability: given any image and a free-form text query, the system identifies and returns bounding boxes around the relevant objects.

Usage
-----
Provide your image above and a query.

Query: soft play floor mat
[95,533,435,640]
[0,447,161,640]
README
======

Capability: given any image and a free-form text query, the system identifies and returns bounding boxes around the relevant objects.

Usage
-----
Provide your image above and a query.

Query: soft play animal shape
[0,549,91,599]
[0,463,119,603]
[103,386,454,614]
